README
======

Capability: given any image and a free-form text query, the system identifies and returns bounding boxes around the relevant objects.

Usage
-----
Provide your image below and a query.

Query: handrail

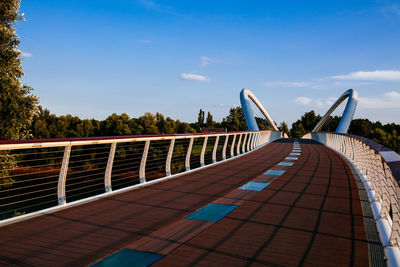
[0,130,282,224]
[304,132,400,266]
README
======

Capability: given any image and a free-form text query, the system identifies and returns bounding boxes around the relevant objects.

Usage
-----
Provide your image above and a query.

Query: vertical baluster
[222,134,229,160]
[104,142,117,192]
[165,139,175,176]
[200,137,208,167]
[139,140,150,183]
[247,133,252,151]
[242,133,248,153]
[230,134,236,158]
[212,136,219,163]
[236,134,242,155]
[185,137,194,171]
[57,144,71,205]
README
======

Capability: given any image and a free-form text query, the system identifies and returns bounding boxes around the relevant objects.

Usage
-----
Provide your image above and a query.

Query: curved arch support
[312,89,358,134]
[240,88,279,131]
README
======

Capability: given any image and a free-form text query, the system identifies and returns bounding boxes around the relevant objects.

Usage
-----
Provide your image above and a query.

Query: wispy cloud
[200,56,220,66]
[180,73,211,82]
[331,70,400,81]
[264,81,310,88]
[380,3,400,16]
[137,39,152,44]
[359,91,400,109]
[293,96,338,109]
[136,0,175,15]
[20,51,32,57]
[294,97,312,105]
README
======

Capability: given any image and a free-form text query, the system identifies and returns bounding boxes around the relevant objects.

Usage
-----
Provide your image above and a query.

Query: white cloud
[264,81,309,88]
[180,73,211,82]
[294,97,312,105]
[137,39,152,44]
[21,51,32,57]
[200,56,220,66]
[359,91,400,109]
[332,70,400,81]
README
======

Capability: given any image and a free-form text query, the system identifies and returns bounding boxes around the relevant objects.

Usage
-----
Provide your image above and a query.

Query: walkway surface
[0,139,375,266]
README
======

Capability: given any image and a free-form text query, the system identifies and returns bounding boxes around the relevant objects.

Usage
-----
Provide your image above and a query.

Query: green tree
[197,109,205,129]
[278,121,289,136]
[206,111,214,127]
[1,1,39,189]
[290,122,306,138]
[222,106,247,131]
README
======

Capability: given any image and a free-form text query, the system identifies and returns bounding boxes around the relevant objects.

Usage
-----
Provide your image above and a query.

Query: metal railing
[0,130,281,222]
[304,132,400,265]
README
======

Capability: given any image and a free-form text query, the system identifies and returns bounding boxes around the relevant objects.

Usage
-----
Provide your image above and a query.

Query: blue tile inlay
[239,181,270,191]
[90,249,163,267]
[264,169,285,176]
[285,156,298,160]
[278,162,294,166]
[186,203,238,222]
[290,153,301,156]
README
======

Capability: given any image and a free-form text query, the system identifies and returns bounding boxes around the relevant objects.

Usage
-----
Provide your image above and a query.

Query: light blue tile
[90,249,163,267]
[239,181,270,191]
[186,203,238,222]
[264,169,285,176]
[290,153,301,156]
[285,156,298,160]
[278,162,294,166]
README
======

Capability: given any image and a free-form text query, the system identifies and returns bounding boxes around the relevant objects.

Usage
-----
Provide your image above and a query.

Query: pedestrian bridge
[1,90,400,266]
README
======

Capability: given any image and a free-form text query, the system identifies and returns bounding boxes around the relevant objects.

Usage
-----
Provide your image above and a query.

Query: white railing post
[200,137,208,167]
[212,136,219,163]
[236,134,242,155]
[139,140,150,183]
[165,139,175,176]
[57,144,71,205]
[222,134,229,160]
[242,133,248,153]
[247,133,251,151]
[230,135,236,157]
[185,137,194,171]
[104,142,117,192]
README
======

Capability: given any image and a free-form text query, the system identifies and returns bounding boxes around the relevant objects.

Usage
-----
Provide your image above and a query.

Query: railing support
[242,133,248,153]
[165,139,175,176]
[236,134,242,155]
[200,137,208,167]
[185,137,194,171]
[139,140,150,183]
[230,135,236,157]
[222,135,229,160]
[57,145,71,205]
[104,142,117,192]
[212,136,220,163]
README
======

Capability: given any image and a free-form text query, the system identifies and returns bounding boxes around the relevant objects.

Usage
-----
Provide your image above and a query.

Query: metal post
[185,137,194,171]
[104,142,117,192]
[57,144,71,205]
[165,139,175,176]
[236,134,242,155]
[212,136,220,163]
[242,133,248,153]
[230,135,236,157]
[247,133,252,151]
[200,137,208,167]
[222,135,229,160]
[139,140,150,183]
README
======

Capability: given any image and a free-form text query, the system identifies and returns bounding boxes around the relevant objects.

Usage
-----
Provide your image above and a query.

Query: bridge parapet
[0,130,281,225]
[304,132,400,266]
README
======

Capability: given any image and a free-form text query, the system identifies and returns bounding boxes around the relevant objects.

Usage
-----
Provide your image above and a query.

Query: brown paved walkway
[0,139,372,266]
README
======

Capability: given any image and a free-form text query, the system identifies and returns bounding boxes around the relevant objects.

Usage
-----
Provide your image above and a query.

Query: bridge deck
[0,139,375,266]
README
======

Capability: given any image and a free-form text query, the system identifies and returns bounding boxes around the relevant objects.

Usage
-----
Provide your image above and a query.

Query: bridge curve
[312,89,358,133]
[0,138,383,266]
[240,88,279,131]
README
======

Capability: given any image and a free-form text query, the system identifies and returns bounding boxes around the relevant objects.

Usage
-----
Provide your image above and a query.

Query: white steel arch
[312,89,358,133]
[240,88,279,131]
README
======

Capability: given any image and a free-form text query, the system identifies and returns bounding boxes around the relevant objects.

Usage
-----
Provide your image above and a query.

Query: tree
[1,2,39,140]
[222,106,247,131]
[206,111,214,127]
[197,109,205,128]
[278,121,289,136]
[1,1,39,189]
[290,122,306,138]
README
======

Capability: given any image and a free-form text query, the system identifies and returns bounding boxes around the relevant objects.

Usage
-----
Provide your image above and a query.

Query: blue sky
[17,0,400,126]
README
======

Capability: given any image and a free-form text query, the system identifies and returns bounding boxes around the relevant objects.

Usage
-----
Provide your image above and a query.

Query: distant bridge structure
[0,88,399,266]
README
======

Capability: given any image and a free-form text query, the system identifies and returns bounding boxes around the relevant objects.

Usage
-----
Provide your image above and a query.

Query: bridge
[0,89,399,266]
